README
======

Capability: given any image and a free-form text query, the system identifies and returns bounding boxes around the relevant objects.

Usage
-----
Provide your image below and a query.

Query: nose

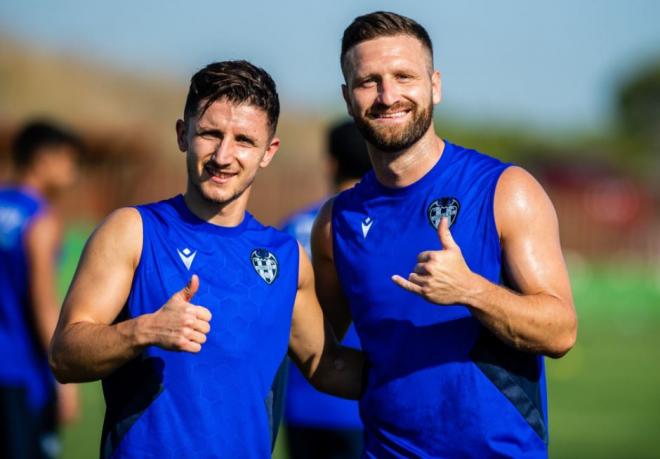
[212,138,235,166]
[377,77,400,106]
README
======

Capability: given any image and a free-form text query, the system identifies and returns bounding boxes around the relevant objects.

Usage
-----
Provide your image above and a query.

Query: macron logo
[177,248,197,270]
[361,217,373,238]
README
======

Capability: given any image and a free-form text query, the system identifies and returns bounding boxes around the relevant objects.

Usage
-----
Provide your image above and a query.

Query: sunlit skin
[312,34,577,358]
[175,99,280,227]
[342,35,443,188]
[50,95,366,400]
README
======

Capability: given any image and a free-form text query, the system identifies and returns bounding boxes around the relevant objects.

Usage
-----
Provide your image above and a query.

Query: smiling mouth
[204,164,237,182]
[371,110,410,119]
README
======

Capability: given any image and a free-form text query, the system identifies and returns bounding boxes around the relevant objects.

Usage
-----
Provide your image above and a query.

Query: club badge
[427,197,460,230]
[250,248,278,285]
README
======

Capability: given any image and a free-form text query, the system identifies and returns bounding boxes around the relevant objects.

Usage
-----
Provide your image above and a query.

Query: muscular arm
[473,166,577,357]
[288,242,365,399]
[310,199,352,339]
[393,166,577,358]
[49,208,211,383]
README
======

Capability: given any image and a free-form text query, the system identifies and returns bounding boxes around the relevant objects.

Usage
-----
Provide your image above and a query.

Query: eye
[235,135,256,147]
[358,77,377,88]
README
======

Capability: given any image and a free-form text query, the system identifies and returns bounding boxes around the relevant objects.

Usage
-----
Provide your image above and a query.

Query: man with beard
[49,60,366,458]
[311,11,577,458]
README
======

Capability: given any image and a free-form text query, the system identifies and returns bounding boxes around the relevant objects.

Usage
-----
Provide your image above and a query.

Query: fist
[141,275,212,352]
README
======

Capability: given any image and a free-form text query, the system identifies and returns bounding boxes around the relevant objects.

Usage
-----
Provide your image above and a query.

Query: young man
[49,60,365,459]
[312,11,577,458]
[281,120,371,459]
[0,121,81,459]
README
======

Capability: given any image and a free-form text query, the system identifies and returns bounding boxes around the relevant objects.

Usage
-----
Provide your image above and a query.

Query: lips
[204,164,237,182]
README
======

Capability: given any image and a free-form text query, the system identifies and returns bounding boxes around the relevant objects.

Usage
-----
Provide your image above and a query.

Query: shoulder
[88,207,143,268]
[494,166,557,238]
[449,141,509,173]
[248,214,299,250]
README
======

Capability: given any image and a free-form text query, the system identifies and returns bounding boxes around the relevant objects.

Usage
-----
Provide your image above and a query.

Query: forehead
[345,35,431,77]
[193,98,270,136]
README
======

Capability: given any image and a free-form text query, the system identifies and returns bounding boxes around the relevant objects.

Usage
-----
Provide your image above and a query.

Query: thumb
[180,274,199,301]
[438,216,457,250]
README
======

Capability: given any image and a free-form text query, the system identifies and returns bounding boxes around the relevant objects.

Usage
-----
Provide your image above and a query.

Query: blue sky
[1,0,659,130]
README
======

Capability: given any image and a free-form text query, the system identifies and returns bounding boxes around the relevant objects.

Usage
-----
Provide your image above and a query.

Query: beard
[353,98,434,153]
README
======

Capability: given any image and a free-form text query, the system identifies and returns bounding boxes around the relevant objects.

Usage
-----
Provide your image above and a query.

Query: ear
[259,136,280,168]
[176,119,188,152]
[341,84,354,117]
[432,70,442,105]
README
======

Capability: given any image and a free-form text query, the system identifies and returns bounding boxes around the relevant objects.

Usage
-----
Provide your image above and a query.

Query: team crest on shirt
[250,249,278,284]
[427,197,460,230]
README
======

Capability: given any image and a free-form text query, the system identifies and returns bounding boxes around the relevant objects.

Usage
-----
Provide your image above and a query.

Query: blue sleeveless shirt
[101,195,299,459]
[0,186,54,412]
[332,141,548,458]
[281,201,362,429]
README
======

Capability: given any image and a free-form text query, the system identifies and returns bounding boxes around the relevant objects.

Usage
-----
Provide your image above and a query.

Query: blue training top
[0,186,54,412]
[281,201,362,429]
[332,141,548,458]
[101,195,299,459]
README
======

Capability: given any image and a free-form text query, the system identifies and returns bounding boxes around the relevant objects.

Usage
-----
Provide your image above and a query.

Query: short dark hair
[341,11,433,74]
[183,60,280,136]
[327,119,371,184]
[11,120,82,169]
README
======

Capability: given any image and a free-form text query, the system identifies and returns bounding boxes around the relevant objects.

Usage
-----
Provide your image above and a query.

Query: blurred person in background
[0,120,81,459]
[281,120,371,459]
[49,60,367,458]
[312,11,578,458]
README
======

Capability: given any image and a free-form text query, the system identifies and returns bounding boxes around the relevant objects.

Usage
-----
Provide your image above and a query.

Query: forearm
[308,345,366,400]
[464,274,577,357]
[50,316,148,383]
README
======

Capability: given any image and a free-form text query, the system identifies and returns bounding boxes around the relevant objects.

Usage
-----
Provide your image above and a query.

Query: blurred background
[1,0,659,457]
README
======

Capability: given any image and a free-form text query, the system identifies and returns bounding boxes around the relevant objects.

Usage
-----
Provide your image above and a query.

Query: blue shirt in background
[0,186,54,413]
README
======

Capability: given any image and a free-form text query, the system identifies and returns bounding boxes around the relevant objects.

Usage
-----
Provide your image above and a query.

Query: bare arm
[288,242,365,400]
[26,211,80,423]
[49,208,212,383]
[310,198,352,339]
[393,166,577,358]
[25,212,63,353]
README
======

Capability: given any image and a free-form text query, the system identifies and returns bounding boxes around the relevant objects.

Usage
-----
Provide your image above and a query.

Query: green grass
[57,228,660,458]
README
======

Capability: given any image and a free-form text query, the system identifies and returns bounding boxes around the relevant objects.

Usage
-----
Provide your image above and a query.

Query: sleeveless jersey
[281,202,362,429]
[0,186,54,412]
[101,195,299,459]
[332,141,548,458]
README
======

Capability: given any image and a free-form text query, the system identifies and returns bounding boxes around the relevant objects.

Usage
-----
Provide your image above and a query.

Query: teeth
[378,111,407,118]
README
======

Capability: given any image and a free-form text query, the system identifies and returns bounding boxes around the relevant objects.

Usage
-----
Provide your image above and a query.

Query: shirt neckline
[171,194,252,236]
[365,140,454,197]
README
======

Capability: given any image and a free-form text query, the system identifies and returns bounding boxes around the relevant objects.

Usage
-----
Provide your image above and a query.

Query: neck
[16,171,47,197]
[368,128,445,189]
[335,178,361,193]
[183,185,249,227]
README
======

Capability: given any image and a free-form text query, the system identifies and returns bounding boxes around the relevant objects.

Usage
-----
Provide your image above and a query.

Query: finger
[179,274,199,301]
[180,340,202,353]
[417,251,434,263]
[189,305,212,322]
[408,273,426,286]
[186,330,207,345]
[413,263,430,275]
[192,318,211,334]
[391,274,424,295]
[438,216,457,250]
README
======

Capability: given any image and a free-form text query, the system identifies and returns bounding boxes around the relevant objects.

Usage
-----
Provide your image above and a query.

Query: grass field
[57,228,660,458]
